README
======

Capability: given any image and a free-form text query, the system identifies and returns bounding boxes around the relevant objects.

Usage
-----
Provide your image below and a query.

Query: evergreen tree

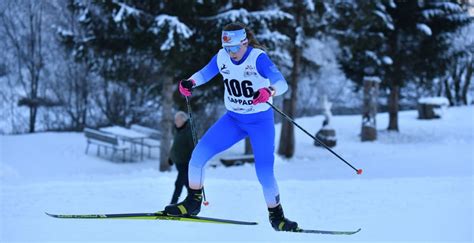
[416,1,472,105]
[333,0,394,140]
[275,0,329,158]
[61,0,294,169]
[335,0,471,132]
[384,0,470,130]
[61,0,213,170]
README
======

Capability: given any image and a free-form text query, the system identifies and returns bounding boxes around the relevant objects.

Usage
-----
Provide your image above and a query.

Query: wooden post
[314,96,337,148]
[361,76,380,141]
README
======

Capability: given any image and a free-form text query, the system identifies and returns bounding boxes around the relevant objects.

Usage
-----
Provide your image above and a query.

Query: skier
[168,111,194,204]
[164,22,299,232]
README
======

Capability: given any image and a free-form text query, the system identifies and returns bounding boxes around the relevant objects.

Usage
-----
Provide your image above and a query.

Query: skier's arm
[256,53,288,96]
[189,54,219,87]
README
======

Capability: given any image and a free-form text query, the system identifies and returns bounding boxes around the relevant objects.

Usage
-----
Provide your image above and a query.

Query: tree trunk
[80,72,89,130]
[453,62,463,106]
[361,77,379,141]
[387,83,399,131]
[278,98,296,157]
[444,78,454,106]
[385,19,403,132]
[29,106,37,133]
[277,1,302,158]
[461,58,473,105]
[159,77,174,171]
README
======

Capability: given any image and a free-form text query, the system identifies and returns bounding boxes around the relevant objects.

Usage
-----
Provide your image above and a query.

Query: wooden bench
[84,128,129,161]
[220,154,255,167]
[130,124,160,158]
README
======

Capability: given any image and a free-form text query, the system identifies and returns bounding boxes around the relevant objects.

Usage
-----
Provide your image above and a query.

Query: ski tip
[45,212,56,217]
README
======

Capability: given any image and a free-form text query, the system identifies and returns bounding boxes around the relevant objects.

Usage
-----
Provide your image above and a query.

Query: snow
[78,9,88,23]
[304,0,315,12]
[56,27,73,38]
[417,23,432,36]
[365,50,381,65]
[388,0,396,9]
[202,9,293,26]
[418,97,450,106]
[432,2,463,13]
[149,15,193,51]
[422,9,445,20]
[373,10,394,30]
[1,106,473,242]
[112,1,141,23]
[295,26,303,47]
[364,76,382,83]
[256,30,290,44]
[382,56,393,65]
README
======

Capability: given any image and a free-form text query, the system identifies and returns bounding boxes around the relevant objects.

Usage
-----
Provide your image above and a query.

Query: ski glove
[252,87,273,105]
[179,79,196,97]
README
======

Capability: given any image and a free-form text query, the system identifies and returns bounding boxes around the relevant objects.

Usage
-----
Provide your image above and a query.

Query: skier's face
[225,43,247,61]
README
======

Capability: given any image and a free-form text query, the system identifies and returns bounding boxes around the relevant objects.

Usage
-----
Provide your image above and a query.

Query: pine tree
[60,0,295,169]
[416,1,472,105]
[335,0,471,133]
[384,0,470,129]
[62,0,217,170]
[275,0,329,158]
[333,0,394,140]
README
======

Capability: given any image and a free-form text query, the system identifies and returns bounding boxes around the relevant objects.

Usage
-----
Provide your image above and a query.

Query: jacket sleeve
[255,53,288,96]
[189,54,219,87]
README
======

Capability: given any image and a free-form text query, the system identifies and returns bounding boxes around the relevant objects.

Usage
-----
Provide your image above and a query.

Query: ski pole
[185,96,198,147]
[185,96,210,205]
[266,101,363,175]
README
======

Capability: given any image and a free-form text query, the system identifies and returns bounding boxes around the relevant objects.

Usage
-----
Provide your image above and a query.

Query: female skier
[164,22,299,232]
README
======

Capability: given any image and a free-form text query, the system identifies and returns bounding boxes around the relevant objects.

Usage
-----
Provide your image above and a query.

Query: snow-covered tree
[333,0,394,140]
[60,0,296,169]
[335,0,471,133]
[59,0,199,170]
[384,0,470,129]
[274,0,332,158]
[420,1,473,105]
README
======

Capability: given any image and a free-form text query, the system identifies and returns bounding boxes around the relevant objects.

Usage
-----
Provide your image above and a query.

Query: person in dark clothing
[168,111,195,204]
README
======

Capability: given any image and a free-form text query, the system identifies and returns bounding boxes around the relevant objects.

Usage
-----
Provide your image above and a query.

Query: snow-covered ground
[1,106,473,243]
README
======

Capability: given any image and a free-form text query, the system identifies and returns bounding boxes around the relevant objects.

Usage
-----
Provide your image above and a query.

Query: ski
[46,212,360,234]
[295,227,361,235]
[45,211,258,226]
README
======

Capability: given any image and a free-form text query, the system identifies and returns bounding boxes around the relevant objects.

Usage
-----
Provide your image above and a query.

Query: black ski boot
[164,188,202,216]
[268,204,299,232]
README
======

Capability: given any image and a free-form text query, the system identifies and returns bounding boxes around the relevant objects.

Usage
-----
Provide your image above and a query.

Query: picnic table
[100,126,148,161]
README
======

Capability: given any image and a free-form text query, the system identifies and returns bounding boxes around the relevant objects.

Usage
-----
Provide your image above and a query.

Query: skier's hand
[168,158,173,166]
[179,79,195,97]
[252,87,273,105]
